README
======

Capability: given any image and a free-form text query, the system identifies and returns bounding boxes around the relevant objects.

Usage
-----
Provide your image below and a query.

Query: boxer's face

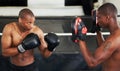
[19,15,35,30]
[97,12,108,28]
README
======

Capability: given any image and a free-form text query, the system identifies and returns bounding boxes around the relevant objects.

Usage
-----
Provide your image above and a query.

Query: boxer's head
[18,8,35,30]
[97,3,117,28]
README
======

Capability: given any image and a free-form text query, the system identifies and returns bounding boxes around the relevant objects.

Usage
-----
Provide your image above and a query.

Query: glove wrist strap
[18,44,25,53]
[47,47,56,52]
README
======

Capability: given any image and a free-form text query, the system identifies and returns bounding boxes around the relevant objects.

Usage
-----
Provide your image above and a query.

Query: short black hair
[98,3,117,17]
[19,8,35,19]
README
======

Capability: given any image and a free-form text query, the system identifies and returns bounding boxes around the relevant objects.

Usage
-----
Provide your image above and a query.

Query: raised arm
[96,31,105,46]
[36,27,60,58]
[71,17,116,68]
[79,39,116,67]
[35,28,51,58]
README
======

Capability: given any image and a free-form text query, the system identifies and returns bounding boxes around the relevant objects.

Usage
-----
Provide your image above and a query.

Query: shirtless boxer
[1,8,59,71]
[72,3,120,71]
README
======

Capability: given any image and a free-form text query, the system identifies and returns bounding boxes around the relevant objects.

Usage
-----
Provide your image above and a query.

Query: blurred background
[0,0,120,71]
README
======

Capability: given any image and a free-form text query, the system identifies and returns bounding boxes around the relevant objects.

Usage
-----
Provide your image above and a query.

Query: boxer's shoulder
[4,22,17,29]
[32,26,43,34]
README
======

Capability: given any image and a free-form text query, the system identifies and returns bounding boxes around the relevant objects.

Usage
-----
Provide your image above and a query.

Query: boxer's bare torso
[101,29,120,71]
[2,22,42,66]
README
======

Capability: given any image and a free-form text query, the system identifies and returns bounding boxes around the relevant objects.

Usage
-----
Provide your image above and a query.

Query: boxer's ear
[106,15,111,22]
[18,18,21,23]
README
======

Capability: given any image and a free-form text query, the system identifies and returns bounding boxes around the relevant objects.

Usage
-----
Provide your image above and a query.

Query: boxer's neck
[17,22,30,33]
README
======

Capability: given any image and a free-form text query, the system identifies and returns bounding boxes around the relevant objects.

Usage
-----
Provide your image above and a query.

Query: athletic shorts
[7,58,39,71]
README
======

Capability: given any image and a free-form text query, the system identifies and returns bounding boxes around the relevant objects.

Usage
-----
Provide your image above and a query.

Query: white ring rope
[44,32,110,36]
[0,32,110,36]
[0,33,2,36]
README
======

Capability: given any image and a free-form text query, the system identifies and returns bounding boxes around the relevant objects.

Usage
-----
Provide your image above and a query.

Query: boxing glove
[44,33,60,51]
[90,10,101,33]
[71,17,87,42]
[17,33,41,53]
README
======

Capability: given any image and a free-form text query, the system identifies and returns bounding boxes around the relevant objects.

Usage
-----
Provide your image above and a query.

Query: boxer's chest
[11,31,28,47]
[11,23,34,47]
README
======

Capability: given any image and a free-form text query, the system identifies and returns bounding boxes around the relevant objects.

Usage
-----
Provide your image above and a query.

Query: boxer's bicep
[94,41,115,64]
[1,25,12,53]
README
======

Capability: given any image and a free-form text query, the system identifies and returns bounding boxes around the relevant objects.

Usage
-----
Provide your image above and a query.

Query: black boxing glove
[17,33,41,53]
[45,33,60,51]
[90,10,101,33]
[71,17,87,42]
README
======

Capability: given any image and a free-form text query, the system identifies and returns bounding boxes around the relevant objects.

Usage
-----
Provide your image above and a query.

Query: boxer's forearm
[2,47,19,57]
[78,40,97,67]
[96,31,105,46]
[39,48,52,58]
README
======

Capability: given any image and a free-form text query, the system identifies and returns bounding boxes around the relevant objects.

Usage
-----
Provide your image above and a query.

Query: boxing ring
[0,32,104,71]
[0,16,111,71]
[0,16,111,54]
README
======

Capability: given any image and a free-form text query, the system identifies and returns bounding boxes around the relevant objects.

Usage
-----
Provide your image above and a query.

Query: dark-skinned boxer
[71,3,120,71]
[1,8,60,71]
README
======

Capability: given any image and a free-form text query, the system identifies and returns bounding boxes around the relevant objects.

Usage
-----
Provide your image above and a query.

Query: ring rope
[44,32,110,36]
[0,32,110,36]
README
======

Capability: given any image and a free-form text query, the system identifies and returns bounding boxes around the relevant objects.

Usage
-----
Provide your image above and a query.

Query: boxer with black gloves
[71,17,87,42]
[1,8,54,71]
[45,33,60,51]
[17,33,41,53]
